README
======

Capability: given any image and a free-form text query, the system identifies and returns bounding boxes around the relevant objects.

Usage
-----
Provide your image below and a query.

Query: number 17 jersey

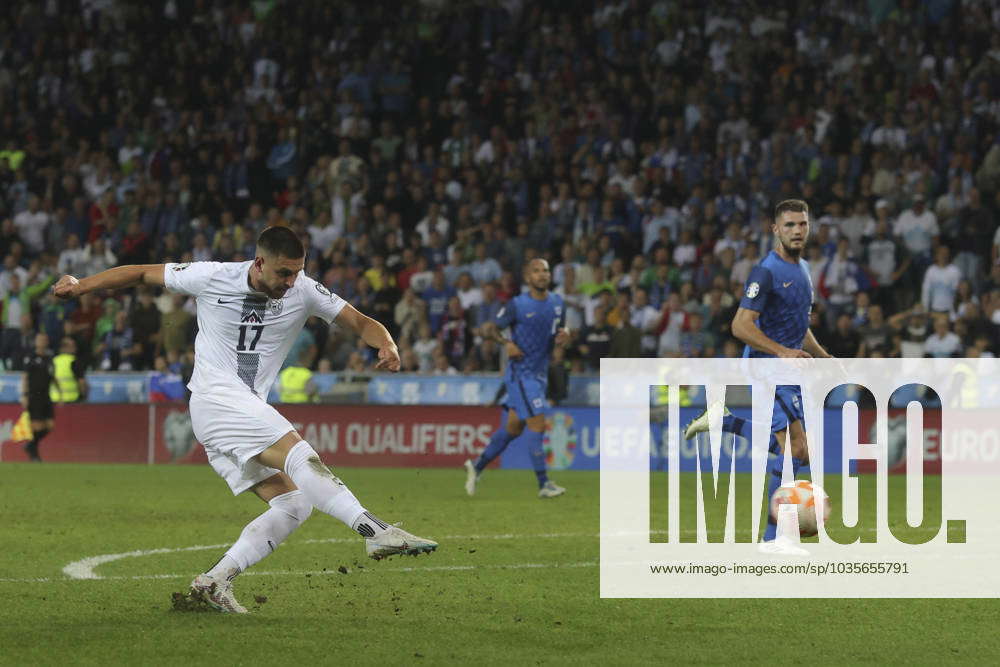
[164,261,346,397]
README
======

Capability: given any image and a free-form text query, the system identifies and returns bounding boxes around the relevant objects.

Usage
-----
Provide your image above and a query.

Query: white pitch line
[1,560,599,584]
[62,543,231,580]
[58,531,649,581]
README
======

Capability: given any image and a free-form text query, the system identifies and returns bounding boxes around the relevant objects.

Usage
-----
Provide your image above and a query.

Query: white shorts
[189,390,296,495]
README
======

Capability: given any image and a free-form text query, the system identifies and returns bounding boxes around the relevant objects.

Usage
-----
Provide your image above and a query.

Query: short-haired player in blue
[464,258,572,498]
[684,199,832,553]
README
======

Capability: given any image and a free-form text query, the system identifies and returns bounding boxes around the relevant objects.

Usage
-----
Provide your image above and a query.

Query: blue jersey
[496,292,565,380]
[739,251,813,358]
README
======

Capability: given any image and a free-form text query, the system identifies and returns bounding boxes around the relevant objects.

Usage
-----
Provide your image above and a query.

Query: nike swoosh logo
[782,282,793,288]
[526,312,535,318]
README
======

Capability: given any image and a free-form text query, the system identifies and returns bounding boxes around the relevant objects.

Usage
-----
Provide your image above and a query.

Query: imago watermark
[599,358,1000,598]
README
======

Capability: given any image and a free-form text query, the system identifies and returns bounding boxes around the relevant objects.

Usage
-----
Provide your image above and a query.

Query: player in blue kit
[685,199,832,553]
[464,258,572,498]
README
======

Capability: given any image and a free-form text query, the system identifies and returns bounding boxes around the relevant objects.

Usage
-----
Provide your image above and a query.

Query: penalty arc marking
[59,531,655,580]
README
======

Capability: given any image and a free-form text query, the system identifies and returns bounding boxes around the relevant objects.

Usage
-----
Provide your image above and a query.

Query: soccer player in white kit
[52,226,438,613]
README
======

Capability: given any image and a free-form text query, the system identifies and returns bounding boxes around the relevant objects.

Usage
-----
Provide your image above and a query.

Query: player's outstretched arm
[731,307,810,358]
[52,264,166,300]
[335,303,400,371]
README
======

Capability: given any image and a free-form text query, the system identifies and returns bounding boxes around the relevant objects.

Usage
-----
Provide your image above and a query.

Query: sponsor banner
[6,401,995,476]
[0,404,148,463]
[153,404,498,468]
[499,406,957,475]
[0,372,974,408]
[499,407,601,471]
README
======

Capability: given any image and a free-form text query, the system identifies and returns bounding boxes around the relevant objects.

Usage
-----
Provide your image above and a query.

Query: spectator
[421,270,455,334]
[857,306,894,358]
[393,289,425,345]
[0,270,56,368]
[466,243,502,285]
[81,237,118,276]
[828,314,861,358]
[609,303,642,358]
[0,218,26,260]
[893,194,939,270]
[922,246,962,316]
[129,287,162,370]
[865,219,909,312]
[819,239,861,327]
[98,310,141,371]
[630,287,661,357]
[65,292,101,369]
[439,297,470,369]
[13,195,50,257]
[161,294,194,358]
[431,348,458,376]
[57,234,88,276]
[924,316,962,358]
[683,309,716,358]
[413,322,438,372]
[577,305,613,371]
[455,272,483,311]
[7,313,36,371]
[0,0,996,375]
[415,202,450,246]
[655,293,688,357]
[888,304,932,358]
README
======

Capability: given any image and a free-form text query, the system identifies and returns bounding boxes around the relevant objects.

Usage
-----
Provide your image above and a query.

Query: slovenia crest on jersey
[268,298,283,315]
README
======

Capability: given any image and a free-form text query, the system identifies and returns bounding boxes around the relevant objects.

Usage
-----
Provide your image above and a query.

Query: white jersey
[164,261,346,397]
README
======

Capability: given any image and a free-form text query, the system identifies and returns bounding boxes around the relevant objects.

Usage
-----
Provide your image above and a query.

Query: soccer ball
[770,480,831,536]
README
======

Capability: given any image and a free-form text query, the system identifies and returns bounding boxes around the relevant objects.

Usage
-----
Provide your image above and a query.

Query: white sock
[283,441,389,537]
[206,490,312,579]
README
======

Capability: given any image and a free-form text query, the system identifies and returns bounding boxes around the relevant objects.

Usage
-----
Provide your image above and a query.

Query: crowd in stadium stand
[1,0,999,387]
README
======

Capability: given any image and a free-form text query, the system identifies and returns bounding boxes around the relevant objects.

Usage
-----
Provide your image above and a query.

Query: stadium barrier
[1,402,987,473]
[0,373,603,405]
[0,372,945,408]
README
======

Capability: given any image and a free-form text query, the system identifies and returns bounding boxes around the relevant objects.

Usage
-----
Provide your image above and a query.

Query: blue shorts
[771,385,804,435]
[506,375,548,421]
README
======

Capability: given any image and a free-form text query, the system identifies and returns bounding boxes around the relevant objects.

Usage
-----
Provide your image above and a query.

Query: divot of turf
[170,590,214,613]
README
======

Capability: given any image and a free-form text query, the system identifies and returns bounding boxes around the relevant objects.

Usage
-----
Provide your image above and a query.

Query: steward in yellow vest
[279,351,317,403]
[50,337,86,403]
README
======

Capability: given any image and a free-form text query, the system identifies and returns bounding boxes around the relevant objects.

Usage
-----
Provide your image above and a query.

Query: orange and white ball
[770,480,831,536]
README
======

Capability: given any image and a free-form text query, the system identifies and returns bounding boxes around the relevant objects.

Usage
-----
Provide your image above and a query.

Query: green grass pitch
[1,464,998,665]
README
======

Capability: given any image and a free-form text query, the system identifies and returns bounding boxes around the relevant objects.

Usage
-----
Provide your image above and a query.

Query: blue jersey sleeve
[739,265,774,312]
[495,298,517,329]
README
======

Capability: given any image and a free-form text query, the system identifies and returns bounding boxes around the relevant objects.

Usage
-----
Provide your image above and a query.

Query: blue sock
[792,456,805,478]
[524,429,548,487]
[763,455,784,542]
[475,427,515,473]
[722,413,751,439]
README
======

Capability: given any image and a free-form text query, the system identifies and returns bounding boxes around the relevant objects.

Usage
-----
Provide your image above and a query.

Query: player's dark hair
[257,226,304,259]
[774,199,810,220]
